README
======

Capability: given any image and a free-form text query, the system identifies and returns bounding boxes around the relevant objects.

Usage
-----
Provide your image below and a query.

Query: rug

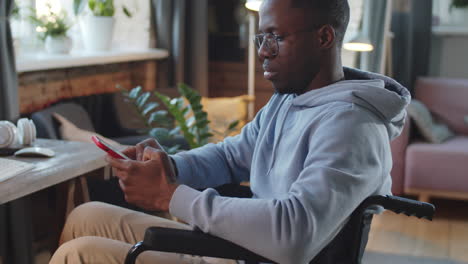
[363,251,468,264]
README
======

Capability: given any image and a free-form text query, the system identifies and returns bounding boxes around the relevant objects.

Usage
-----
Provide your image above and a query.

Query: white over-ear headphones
[0,118,37,148]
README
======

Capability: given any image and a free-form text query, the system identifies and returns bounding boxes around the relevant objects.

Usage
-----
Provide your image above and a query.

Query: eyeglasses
[254,27,323,57]
[254,33,281,56]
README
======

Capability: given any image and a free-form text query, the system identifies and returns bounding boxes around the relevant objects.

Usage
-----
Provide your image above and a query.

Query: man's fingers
[105,155,135,171]
[122,146,137,160]
[151,139,164,150]
[136,138,165,160]
[142,146,165,162]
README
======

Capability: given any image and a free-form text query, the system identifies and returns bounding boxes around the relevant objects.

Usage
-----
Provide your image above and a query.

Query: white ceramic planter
[80,16,115,52]
[45,35,72,54]
[451,8,468,26]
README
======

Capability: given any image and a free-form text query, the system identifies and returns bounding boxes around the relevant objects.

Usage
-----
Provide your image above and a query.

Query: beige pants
[50,202,237,264]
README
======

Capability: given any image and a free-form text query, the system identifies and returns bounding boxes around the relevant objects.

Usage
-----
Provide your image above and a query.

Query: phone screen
[91,136,131,160]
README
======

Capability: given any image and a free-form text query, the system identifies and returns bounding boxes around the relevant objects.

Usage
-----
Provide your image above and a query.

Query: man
[50,0,410,263]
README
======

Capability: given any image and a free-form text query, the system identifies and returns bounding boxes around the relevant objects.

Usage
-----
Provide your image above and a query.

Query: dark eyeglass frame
[254,26,324,57]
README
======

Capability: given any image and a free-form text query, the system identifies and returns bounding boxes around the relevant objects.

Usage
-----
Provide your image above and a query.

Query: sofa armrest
[390,114,411,195]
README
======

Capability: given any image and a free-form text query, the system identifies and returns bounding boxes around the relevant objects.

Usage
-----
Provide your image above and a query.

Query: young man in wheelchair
[50,0,410,263]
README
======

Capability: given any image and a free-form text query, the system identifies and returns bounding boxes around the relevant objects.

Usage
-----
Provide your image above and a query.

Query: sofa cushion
[405,136,468,193]
[407,99,455,143]
[415,77,468,135]
[53,113,121,147]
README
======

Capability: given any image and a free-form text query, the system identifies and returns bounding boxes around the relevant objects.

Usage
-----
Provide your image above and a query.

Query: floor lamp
[245,0,261,120]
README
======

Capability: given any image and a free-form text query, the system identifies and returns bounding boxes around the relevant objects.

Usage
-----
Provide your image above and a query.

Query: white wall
[430,34,468,79]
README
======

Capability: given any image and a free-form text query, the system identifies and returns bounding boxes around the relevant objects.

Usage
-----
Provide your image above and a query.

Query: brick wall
[18,60,158,114]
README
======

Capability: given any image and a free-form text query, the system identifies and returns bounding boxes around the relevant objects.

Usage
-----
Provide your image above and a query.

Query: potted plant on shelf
[29,5,72,54]
[450,0,468,26]
[74,0,131,52]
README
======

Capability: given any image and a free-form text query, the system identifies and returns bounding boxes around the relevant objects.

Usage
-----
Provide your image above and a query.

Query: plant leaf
[122,6,132,17]
[228,120,240,130]
[137,92,151,108]
[166,145,181,154]
[142,102,159,116]
[196,119,210,128]
[200,132,214,138]
[149,110,169,125]
[149,127,170,141]
[73,0,86,16]
[169,127,181,136]
[185,116,196,127]
[129,86,142,99]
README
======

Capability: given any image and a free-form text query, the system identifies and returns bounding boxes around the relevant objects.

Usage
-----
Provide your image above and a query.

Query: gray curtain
[391,0,432,93]
[0,0,19,121]
[151,0,208,95]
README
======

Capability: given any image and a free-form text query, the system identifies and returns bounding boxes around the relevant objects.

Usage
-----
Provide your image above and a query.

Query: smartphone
[91,135,131,160]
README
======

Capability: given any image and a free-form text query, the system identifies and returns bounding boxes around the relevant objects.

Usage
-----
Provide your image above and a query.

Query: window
[11,0,151,58]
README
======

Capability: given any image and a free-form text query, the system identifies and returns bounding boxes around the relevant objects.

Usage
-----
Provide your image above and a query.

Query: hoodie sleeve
[170,107,264,189]
[169,105,392,264]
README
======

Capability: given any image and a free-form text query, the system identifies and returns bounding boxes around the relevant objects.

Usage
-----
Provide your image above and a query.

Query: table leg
[9,196,34,264]
[0,204,8,264]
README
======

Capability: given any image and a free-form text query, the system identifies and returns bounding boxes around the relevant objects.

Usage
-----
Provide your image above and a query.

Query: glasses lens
[254,34,278,56]
[255,34,264,50]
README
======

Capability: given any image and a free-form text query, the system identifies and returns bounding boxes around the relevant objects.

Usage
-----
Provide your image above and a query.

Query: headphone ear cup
[29,119,37,144]
[0,121,17,148]
[17,118,31,146]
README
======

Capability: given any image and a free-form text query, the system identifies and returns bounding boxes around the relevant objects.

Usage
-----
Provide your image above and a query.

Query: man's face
[258,0,321,94]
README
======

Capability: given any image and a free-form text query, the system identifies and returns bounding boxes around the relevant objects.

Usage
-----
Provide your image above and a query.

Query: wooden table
[0,139,107,264]
[0,139,107,204]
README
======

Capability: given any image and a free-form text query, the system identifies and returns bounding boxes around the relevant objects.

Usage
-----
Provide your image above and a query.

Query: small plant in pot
[74,0,131,52]
[29,5,72,54]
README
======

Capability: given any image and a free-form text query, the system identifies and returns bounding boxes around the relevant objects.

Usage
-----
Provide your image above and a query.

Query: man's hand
[119,138,164,161]
[106,139,179,211]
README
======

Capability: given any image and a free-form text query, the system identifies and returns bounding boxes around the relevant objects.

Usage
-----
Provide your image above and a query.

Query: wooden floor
[367,198,468,263]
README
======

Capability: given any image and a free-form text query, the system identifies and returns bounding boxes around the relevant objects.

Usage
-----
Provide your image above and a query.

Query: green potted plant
[121,84,240,154]
[450,0,468,25]
[29,5,72,54]
[74,0,131,51]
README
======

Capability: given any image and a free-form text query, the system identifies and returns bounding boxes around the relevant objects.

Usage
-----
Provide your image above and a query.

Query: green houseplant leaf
[74,0,132,17]
[73,0,86,16]
[451,0,468,10]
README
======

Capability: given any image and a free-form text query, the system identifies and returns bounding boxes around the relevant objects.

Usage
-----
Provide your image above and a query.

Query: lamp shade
[343,33,374,52]
[245,0,262,12]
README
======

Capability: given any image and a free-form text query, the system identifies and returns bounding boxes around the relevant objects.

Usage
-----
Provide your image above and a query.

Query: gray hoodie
[170,68,411,264]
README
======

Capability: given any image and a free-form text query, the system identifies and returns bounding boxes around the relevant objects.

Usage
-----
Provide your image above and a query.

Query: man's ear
[317,25,336,49]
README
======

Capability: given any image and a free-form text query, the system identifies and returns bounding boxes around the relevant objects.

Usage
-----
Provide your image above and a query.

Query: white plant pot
[451,8,468,26]
[80,16,115,52]
[45,35,72,54]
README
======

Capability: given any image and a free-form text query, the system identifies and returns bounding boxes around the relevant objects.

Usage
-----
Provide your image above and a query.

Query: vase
[80,16,115,52]
[451,8,468,26]
[44,35,72,54]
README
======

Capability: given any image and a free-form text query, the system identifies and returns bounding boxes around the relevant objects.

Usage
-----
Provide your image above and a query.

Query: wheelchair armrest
[141,227,275,263]
[360,195,435,220]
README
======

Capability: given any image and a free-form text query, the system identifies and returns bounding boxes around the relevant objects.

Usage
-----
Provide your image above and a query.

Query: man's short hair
[291,0,350,45]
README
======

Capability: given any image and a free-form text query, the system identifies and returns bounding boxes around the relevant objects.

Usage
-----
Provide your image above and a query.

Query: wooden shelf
[16,48,169,73]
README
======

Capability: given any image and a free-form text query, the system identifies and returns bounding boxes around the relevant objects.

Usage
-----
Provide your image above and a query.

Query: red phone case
[91,136,129,160]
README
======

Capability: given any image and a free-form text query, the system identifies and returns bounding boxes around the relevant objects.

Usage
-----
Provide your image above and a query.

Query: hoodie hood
[291,67,411,140]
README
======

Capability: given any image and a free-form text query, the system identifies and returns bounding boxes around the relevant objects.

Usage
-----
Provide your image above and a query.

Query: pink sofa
[390,77,468,202]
